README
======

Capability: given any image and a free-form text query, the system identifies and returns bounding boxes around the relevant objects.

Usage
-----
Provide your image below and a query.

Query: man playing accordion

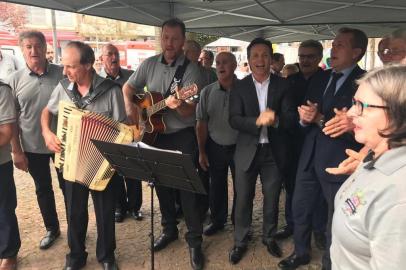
[41,41,126,270]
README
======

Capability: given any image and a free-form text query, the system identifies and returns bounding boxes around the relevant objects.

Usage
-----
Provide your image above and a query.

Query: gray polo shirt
[8,63,63,153]
[196,81,238,146]
[0,83,16,165]
[332,146,406,270]
[99,67,134,87]
[127,53,203,134]
[47,73,126,123]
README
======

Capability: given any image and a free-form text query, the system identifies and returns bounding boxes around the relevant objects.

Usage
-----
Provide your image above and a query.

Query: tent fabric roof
[5,0,406,42]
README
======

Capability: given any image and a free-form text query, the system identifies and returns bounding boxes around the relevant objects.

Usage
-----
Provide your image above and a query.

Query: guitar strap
[60,77,119,109]
[163,57,190,98]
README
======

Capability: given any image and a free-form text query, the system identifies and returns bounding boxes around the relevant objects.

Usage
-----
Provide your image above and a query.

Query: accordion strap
[60,77,119,109]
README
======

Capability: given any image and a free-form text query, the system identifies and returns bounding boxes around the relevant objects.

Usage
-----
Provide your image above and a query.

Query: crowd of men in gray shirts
[0,17,405,270]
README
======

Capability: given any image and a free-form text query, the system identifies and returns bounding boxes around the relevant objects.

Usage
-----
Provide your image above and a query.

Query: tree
[0,2,27,32]
[187,32,218,47]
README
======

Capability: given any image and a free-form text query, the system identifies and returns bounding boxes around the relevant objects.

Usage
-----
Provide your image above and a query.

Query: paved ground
[14,167,323,270]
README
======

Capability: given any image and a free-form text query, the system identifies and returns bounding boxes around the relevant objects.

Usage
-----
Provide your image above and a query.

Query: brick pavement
[13,167,323,270]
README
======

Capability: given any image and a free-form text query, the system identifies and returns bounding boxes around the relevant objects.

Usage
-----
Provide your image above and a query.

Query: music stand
[91,139,206,270]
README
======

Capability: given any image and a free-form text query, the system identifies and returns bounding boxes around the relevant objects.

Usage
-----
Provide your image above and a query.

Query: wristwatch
[317,117,325,129]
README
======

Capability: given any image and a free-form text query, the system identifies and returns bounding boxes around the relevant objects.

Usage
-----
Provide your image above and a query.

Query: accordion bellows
[55,101,133,191]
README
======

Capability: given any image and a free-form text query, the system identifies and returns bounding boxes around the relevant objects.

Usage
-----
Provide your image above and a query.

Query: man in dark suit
[275,40,328,250]
[228,37,296,265]
[278,27,368,270]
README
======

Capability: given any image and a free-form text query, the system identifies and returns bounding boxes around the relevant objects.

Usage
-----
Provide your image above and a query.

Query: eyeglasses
[378,48,406,56]
[351,98,388,116]
[103,52,119,57]
[298,54,318,60]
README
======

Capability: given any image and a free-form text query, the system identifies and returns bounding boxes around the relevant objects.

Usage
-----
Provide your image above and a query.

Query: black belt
[208,137,235,149]
[219,144,236,149]
[257,143,270,148]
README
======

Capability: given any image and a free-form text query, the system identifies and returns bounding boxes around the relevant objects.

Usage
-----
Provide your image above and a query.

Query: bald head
[101,43,120,77]
[215,52,237,85]
[388,28,406,64]
[216,52,236,66]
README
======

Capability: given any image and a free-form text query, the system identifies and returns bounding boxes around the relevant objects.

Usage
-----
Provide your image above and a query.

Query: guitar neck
[147,99,167,117]
[145,84,197,117]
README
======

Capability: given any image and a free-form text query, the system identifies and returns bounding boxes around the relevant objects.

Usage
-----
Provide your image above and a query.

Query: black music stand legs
[91,140,206,270]
[148,180,155,270]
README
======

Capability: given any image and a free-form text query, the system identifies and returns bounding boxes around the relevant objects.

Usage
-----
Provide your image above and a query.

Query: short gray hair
[299,39,323,56]
[18,30,46,48]
[216,51,237,66]
[357,65,406,148]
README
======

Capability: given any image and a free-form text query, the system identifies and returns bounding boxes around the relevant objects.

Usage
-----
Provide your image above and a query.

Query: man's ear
[85,63,93,71]
[352,48,362,61]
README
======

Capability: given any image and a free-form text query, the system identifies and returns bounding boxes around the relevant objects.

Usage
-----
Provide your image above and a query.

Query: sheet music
[129,141,182,154]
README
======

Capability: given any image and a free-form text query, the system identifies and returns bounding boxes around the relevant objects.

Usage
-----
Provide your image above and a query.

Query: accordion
[54,101,133,191]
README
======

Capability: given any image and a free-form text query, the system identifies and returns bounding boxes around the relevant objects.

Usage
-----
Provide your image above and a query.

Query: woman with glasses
[331,65,406,270]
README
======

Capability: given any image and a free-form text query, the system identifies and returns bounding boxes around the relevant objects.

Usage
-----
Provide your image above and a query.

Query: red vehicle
[112,40,156,70]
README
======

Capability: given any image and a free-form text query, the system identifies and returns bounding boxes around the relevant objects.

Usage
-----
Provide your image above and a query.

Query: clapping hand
[322,108,355,138]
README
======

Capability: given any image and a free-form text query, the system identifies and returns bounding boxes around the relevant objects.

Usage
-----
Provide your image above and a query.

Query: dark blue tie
[322,72,343,114]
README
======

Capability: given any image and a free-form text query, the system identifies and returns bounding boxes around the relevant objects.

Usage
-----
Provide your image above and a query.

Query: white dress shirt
[253,75,270,144]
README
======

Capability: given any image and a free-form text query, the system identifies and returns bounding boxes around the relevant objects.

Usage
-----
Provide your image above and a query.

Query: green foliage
[187,32,218,47]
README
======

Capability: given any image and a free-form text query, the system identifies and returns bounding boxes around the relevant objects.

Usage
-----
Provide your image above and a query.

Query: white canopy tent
[4,0,406,42]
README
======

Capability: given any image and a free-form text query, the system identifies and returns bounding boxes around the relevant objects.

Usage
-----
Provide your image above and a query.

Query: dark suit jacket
[298,65,365,182]
[279,69,325,187]
[229,74,297,172]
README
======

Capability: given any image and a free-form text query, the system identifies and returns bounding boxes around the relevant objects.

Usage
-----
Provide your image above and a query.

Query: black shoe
[101,261,119,270]
[64,267,81,270]
[130,210,143,221]
[153,233,178,251]
[189,246,204,270]
[278,252,311,270]
[314,231,326,250]
[115,209,125,223]
[40,229,61,249]
[203,223,224,236]
[274,225,293,240]
[229,246,247,265]
[63,262,86,270]
[262,239,282,257]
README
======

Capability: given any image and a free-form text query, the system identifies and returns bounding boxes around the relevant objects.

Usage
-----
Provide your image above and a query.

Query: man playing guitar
[122,18,205,270]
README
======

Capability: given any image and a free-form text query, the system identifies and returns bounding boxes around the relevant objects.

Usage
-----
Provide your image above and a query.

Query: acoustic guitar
[131,83,198,144]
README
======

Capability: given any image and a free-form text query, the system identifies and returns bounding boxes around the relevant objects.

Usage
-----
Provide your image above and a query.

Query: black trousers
[0,161,21,259]
[207,137,236,226]
[114,174,142,213]
[154,127,203,248]
[65,179,116,267]
[284,172,327,233]
[320,181,341,270]
[234,144,282,247]
[25,152,65,232]
[196,161,210,219]
[292,157,342,270]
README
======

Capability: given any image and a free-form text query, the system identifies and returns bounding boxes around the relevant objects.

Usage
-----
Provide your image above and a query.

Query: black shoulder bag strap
[163,58,190,98]
[60,78,119,109]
